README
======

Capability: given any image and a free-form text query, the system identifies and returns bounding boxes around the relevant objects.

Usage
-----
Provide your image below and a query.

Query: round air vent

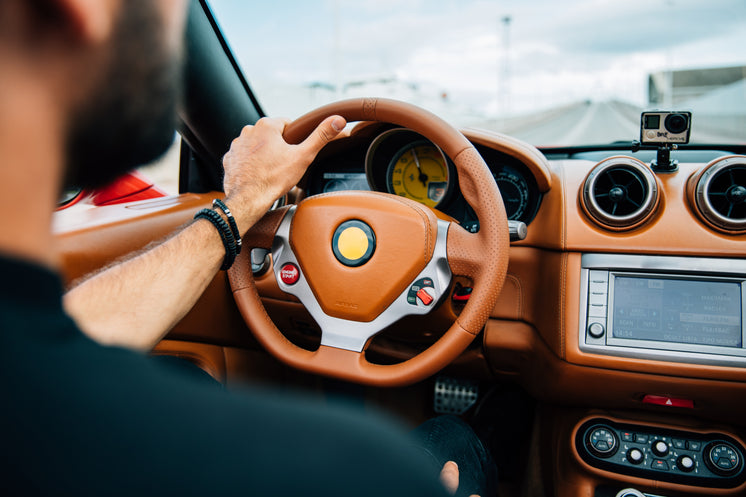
[581,157,659,230]
[691,156,746,234]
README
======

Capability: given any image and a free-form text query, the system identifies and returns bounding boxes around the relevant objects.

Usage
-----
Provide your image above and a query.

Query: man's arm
[64,116,346,351]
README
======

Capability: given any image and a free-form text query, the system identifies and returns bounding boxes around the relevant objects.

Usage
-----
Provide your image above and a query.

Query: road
[472,100,643,147]
[471,99,746,147]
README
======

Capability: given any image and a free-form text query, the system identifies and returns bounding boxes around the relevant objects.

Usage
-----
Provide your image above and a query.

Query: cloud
[209,0,746,118]
[544,0,746,54]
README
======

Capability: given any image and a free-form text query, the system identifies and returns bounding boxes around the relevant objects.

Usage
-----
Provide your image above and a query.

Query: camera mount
[652,143,679,172]
[630,141,679,173]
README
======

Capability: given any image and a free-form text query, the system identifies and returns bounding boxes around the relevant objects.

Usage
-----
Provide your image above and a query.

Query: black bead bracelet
[212,198,242,253]
[194,208,237,270]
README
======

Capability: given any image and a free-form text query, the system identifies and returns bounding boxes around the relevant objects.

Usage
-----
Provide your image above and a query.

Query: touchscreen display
[612,277,742,348]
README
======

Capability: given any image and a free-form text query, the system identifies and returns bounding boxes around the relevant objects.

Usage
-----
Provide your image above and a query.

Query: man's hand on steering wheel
[222,115,346,234]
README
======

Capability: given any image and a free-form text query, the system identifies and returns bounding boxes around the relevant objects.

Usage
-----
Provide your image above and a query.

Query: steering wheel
[228,98,509,387]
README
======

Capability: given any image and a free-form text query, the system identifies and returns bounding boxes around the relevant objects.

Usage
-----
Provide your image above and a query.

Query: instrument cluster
[307,128,543,229]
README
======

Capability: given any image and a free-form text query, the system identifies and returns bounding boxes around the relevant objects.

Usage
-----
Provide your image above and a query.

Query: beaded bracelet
[194,208,237,270]
[212,198,242,253]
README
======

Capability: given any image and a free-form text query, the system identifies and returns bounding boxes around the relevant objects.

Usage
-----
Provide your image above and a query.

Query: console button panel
[576,419,746,487]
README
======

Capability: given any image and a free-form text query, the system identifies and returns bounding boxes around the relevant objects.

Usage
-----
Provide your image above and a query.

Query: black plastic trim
[540,143,746,161]
[177,0,265,193]
[199,0,264,117]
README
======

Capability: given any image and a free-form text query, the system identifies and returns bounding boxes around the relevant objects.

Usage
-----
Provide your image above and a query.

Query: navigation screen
[612,276,742,348]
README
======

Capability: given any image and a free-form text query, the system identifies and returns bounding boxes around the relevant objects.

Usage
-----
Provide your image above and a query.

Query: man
[0,1,491,495]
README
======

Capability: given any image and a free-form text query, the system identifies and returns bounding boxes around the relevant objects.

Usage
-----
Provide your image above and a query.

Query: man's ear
[50,0,118,43]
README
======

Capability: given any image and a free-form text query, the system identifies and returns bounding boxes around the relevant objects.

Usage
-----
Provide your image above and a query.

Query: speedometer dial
[387,142,450,208]
[494,168,530,220]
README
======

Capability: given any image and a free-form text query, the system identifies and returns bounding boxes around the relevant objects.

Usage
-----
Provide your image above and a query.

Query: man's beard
[64,2,183,190]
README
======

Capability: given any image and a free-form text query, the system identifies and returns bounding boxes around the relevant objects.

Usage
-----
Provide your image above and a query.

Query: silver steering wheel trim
[271,206,453,352]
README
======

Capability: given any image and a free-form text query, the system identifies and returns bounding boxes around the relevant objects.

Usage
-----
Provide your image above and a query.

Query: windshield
[208,0,746,147]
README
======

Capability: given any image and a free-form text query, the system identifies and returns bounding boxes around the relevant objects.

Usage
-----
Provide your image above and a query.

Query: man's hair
[63,1,183,190]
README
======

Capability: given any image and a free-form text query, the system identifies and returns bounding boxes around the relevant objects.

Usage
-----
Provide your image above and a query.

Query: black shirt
[0,256,448,496]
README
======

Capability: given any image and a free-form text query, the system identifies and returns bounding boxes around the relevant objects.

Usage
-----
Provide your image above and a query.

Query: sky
[207,0,746,123]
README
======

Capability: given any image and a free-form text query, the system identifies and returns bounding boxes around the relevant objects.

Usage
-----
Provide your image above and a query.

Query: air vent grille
[582,157,658,229]
[695,157,746,233]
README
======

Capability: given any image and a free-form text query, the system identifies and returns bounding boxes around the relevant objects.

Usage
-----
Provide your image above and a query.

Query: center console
[576,418,746,488]
[579,254,746,367]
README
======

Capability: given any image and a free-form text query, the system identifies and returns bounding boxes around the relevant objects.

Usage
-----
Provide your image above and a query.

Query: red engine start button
[279,263,300,285]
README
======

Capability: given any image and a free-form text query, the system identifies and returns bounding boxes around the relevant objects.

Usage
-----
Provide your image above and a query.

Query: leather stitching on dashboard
[559,162,567,250]
[559,252,567,360]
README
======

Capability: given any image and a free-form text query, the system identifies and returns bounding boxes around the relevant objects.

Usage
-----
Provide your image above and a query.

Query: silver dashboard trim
[582,158,658,228]
[695,156,746,232]
[582,253,746,275]
[272,207,452,352]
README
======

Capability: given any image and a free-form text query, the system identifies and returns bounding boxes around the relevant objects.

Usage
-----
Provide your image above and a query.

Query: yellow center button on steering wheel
[332,220,376,267]
[337,227,368,260]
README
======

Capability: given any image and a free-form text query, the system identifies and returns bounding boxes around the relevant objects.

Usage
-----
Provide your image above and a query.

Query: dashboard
[299,122,746,402]
[305,126,543,232]
[185,102,746,496]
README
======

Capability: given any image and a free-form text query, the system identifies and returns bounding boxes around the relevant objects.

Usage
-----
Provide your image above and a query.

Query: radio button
[589,270,609,283]
[589,293,608,306]
[589,281,609,295]
[588,322,605,338]
[589,305,607,318]
[634,433,649,444]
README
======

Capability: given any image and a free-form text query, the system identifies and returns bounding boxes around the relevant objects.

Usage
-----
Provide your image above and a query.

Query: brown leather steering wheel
[228,98,509,387]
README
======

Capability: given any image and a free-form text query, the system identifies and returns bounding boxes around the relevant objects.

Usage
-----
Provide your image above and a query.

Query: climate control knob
[627,448,644,465]
[705,442,742,476]
[651,440,669,457]
[587,426,618,458]
[677,455,695,472]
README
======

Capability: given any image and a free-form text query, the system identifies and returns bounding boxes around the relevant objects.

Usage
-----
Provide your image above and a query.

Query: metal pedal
[433,376,479,415]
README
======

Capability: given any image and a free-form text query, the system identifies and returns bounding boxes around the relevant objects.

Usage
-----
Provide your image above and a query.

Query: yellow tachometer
[386,142,450,208]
